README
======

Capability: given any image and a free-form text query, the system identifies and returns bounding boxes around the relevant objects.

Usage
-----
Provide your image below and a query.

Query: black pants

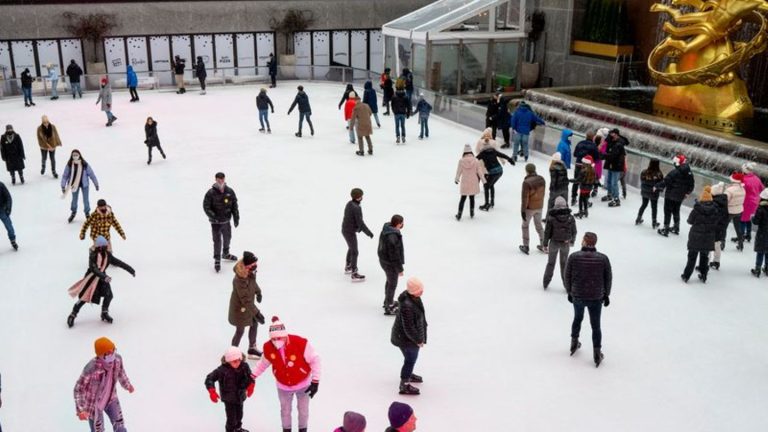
[483,172,503,206]
[198,77,206,90]
[73,285,113,314]
[270,73,276,86]
[458,195,475,215]
[571,166,582,201]
[232,318,259,348]
[148,145,166,161]
[500,127,510,146]
[730,213,743,246]
[579,194,590,216]
[485,119,497,139]
[637,197,658,222]
[571,299,602,348]
[211,222,232,260]
[129,86,139,100]
[224,402,244,432]
[342,231,359,271]
[620,171,627,197]
[380,262,399,307]
[40,149,56,174]
[683,249,709,278]
[663,198,683,228]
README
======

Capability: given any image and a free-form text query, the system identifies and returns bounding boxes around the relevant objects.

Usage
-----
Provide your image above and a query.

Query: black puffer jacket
[256,92,274,111]
[194,60,207,79]
[391,291,427,348]
[476,147,514,174]
[655,164,695,202]
[338,84,355,109]
[341,200,373,236]
[640,169,664,199]
[390,91,411,116]
[377,223,404,272]
[752,201,768,253]
[549,161,569,195]
[203,184,239,224]
[172,58,185,74]
[66,62,83,83]
[686,201,719,252]
[204,355,254,404]
[712,193,730,242]
[144,122,160,147]
[20,70,34,88]
[564,247,612,300]
[288,91,312,114]
[485,99,499,125]
[544,207,577,244]
[603,135,627,171]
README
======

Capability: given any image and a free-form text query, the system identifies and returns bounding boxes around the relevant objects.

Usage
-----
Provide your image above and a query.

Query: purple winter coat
[61,162,99,190]
[73,354,132,415]
[741,173,764,222]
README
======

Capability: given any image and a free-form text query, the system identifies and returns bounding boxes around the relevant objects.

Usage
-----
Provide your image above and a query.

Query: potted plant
[269,9,315,79]
[571,0,634,59]
[62,12,118,87]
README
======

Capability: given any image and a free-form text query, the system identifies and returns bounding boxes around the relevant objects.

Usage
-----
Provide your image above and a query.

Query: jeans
[741,221,753,239]
[231,318,259,349]
[71,187,91,215]
[348,119,356,143]
[522,209,544,247]
[380,262,399,307]
[419,117,429,138]
[513,133,530,158]
[51,79,58,97]
[277,385,311,429]
[298,112,314,134]
[606,170,621,199]
[71,82,82,97]
[757,252,766,268]
[211,222,232,260]
[41,149,56,174]
[88,399,126,432]
[571,299,602,348]
[224,402,244,432]
[683,249,709,279]
[258,109,270,130]
[22,87,32,104]
[543,240,570,286]
[399,345,420,379]
[637,197,658,222]
[482,172,503,206]
[663,198,683,228]
[105,111,115,121]
[0,211,15,241]
[394,114,406,138]
[372,112,381,127]
[343,231,359,270]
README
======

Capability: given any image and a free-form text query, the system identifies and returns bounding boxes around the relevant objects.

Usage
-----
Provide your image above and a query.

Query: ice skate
[635,218,643,225]
[658,227,670,237]
[11,240,18,251]
[652,221,660,229]
[258,128,265,133]
[100,310,114,324]
[222,253,238,261]
[344,265,353,274]
[570,337,581,356]
[399,379,420,395]
[455,212,462,221]
[670,226,680,235]
[536,244,547,253]
[608,198,620,207]
[295,132,302,137]
[709,262,720,271]
[68,212,76,223]
[247,348,262,359]
[67,313,76,328]
[214,260,221,273]
[751,267,761,278]
[396,136,400,144]
[519,245,530,255]
[601,195,612,202]
[680,274,689,283]
[383,304,398,316]
[355,150,364,156]
[409,373,423,383]
[594,348,604,368]
[350,272,365,282]
[698,273,707,283]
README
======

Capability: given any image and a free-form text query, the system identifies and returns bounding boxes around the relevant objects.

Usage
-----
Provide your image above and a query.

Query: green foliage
[578,0,632,45]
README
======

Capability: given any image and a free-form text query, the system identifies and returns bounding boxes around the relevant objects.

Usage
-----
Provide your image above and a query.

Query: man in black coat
[681,187,719,283]
[564,232,612,367]
[390,277,427,395]
[20,68,35,107]
[390,90,411,144]
[601,129,627,207]
[378,214,405,315]
[172,55,186,94]
[1,125,25,185]
[288,85,314,137]
[194,56,207,94]
[203,172,240,272]
[571,131,599,205]
[66,59,84,98]
[655,154,695,236]
[543,196,577,289]
[342,188,374,281]
[380,68,394,115]
[0,181,17,250]
[267,53,277,88]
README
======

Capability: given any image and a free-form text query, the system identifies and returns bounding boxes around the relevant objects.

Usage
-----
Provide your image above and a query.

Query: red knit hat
[100,77,108,85]
[730,172,744,182]
[673,154,686,166]
[582,155,594,165]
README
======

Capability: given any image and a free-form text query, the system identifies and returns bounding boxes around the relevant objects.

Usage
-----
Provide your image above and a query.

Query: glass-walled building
[382,0,527,97]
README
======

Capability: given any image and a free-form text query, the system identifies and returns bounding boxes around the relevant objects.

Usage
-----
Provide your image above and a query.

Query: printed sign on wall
[60,39,83,73]
[236,33,255,75]
[193,35,213,70]
[370,30,384,74]
[11,41,35,78]
[312,31,330,80]
[127,37,149,72]
[294,32,311,79]
[37,40,61,75]
[215,34,234,70]
[149,36,171,85]
[104,37,126,76]
[256,33,274,76]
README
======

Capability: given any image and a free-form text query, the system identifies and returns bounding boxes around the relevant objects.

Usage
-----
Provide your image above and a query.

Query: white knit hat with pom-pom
[224,346,242,362]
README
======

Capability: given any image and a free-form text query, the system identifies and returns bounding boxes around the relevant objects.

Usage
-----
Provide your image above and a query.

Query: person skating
[362,80,381,128]
[391,88,411,144]
[203,172,240,272]
[194,56,207,95]
[601,129,627,207]
[738,162,764,243]
[46,63,60,100]
[386,402,417,432]
[251,316,322,432]
[543,196,577,289]
[338,83,356,110]
[0,181,17,251]
[1,125,25,185]
[547,152,569,216]
[564,232,612,367]
[66,59,84,98]
[415,94,432,139]
[73,337,135,432]
[401,68,414,106]
[485,94,500,139]
[380,68,394,116]
[343,91,358,144]
[520,163,546,254]
[61,149,99,223]
[171,55,186,93]
[571,131,599,206]
[349,94,374,156]
[573,155,596,219]
[36,115,62,178]
[635,159,664,227]
[708,182,731,271]
[655,154,695,236]
[681,186,719,283]
[454,144,486,220]
[230,251,266,358]
[495,94,512,148]
[256,88,274,133]
[555,129,573,171]
[95,78,117,127]
[750,188,768,277]
[267,53,277,88]
[333,411,366,432]
[288,85,314,137]
[391,277,427,395]
[205,346,255,432]
[593,129,608,197]
[475,128,514,211]
[67,236,136,327]
[144,117,167,165]
[510,100,545,157]
[126,65,139,102]
[378,214,405,315]
[79,199,126,250]
[724,172,746,251]
[21,68,35,107]
[342,188,374,280]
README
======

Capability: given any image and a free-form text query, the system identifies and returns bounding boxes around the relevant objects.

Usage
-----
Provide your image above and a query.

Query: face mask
[103,353,116,363]
[272,339,285,350]
[100,208,107,214]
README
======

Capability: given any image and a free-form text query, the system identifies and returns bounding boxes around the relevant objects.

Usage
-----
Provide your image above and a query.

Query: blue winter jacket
[556,129,573,169]
[363,81,379,113]
[126,66,138,88]
[510,103,544,134]
[416,98,432,119]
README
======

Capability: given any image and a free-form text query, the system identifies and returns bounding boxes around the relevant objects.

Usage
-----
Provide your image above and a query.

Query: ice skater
[21,68,35,107]
[636,159,664,227]
[229,251,265,358]
[194,56,207,94]
[724,172,746,251]
[391,88,411,144]
[454,144,485,221]
[380,67,394,116]
[0,181,17,251]
[36,115,62,178]
[144,117,166,165]
[66,59,84,98]
[571,131,599,206]
[267,53,277,88]
[475,128,514,211]
[378,214,405,315]
[391,277,427,395]
[1,125,25,185]
[656,154,695,237]
[547,152,569,216]
[46,63,59,100]
[288,85,314,137]
[739,162,764,243]
[350,94,374,156]
[343,91,358,144]
[203,172,240,272]
[61,149,99,223]
[342,188,374,280]
[573,155,596,219]
[681,186,719,283]
[205,347,255,432]
[520,163,546,254]
[415,94,432,139]
[338,83,356,109]
[362,80,381,127]
[172,55,186,93]
[127,65,139,102]
[95,78,117,127]
[256,88,274,133]
[543,196,577,289]
[709,182,731,271]
[79,199,126,250]
[750,188,768,277]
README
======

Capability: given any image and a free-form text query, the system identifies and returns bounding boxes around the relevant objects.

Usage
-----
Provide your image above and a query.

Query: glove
[256,311,266,324]
[129,269,136,277]
[208,388,219,403]
[107,104,111,108]
[127,384,135,393]
[79,234,85,240]
[367,232,374,239]
[521,211,526,220]
[78,411,90,420]
[455,180,459,184]
[271,110,274,114]
[104,276,112,284]
[95,186,99,191]
[246,382,255,398]
[62,188,66,194]
[305,381,319,398]
[121,235,126,240]
[234,219,239,228]
[567,294,573,303]
[603,296,610,307]
[256,293,262,303]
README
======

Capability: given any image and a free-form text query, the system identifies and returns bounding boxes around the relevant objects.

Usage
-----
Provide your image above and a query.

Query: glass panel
[387,0,497,31]
[430,43,459,95]
[397,38,412,73]
[460,43,487,94]
[412,44,427,89]
[492,41,518,91]
[384,36,396,73]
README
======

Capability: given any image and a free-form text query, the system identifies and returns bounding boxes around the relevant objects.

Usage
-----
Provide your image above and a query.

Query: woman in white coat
[455,144,486,220]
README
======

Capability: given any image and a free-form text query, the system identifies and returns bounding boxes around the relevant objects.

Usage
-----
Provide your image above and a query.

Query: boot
[670,225,680,235]
[601,195,613,202]
[519,245,530,255]
[147,156,152,165]
[455,210,462,221]
[409,373,423,383]
[295,132,302,138]
[470,207,475,219]
[635,218,643,225]
[68,211,76,223]
[763,266,768,276]
[658,226,670,237]
[41,166,45,175]
[351,272,366,282]
[101,310,114,324]
[247,347,262,359]
[593,348,604,368]
[383,303,398,316]
[709,261,720,270]
[214,260,221,273]
[751,266,761,278]
[479,204,490,211]
[19,173,24,184]
[681,274,689,283]
[11,240,18,251]
[399,379,420,395]
[67,313,76,328]
[160,150,167,159]
[570,337,581,356]
[652,221,660,229]
[698,272,707,283]
[53,170,58,179]
[223,253,238,261]
[608,198,620,207]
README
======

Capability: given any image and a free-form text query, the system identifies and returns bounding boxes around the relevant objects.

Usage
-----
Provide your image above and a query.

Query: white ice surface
[0,82,766,432]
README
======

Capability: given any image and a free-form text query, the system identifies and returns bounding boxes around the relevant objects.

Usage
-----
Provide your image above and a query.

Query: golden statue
[648,0,768,131]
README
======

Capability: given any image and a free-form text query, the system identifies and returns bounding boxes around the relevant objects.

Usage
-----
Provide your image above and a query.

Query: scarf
[95,360,115,410]
[67,249,108,302]
[4,132,13,145]
[42,123,53,138]
[62,160,84,199]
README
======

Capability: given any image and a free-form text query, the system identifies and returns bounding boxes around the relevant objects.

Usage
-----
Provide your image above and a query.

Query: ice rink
[0,82,766,431]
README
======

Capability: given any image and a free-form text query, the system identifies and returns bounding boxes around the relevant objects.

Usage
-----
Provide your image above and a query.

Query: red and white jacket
[252,334,321,391]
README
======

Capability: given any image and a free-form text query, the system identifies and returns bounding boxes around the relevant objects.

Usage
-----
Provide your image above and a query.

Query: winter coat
[595,139,606,179]
[362,80,379,113]
[391,291,427,348]
[724,183,746,214]
[476,146,513,175]
[144,121,160,147]
[267,57,277,75]
[686,201,720,252]
[741,173,765,222]
[522,173,546,211]
[752,201,768,253]
[61,162,98,190]
[79,205,125,241]
[288,91,311,114]
[48,66,59,81]
[576,164,596,194]
[73,355,132,416]
[203,184,239,224]
[344,98,357,121]
[37,123,62,151]
[510,102,544,134]
[556,129,573,169]
[655,164,695,202]
[573,139,599,165]
[455,155,486,196]
[20,70,33,88]
[485,99,499,125]
[67,248,134,304]
[496,97,511,128]
[640,169,664,199]
[172,58,185,74]
[256,92,274,111]
[66,62,83,83]
[1,133,25,172]
[126,66,138,88]
[390,91,411,116]
[96,86,112,112]
[378,222,404,272]
[564,247,612,301]
[549,160,569,196]
[338,84,355,109]
[341,200,373,236]
[204,355,254,404]
[350,102,373,137]
[229,260,263,328]
[603,135,627,172]
[712,193,730,241]
[195,60,207,79]
[544,207,577,244]
[0,182,11,215]
[416,98,432,120]
[381,74,394,100]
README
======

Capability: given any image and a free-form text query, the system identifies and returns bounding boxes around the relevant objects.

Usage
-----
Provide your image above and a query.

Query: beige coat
[36,124,62,151]
[350,102,374,137]
[455,155,486,196]
[725,182,746,214]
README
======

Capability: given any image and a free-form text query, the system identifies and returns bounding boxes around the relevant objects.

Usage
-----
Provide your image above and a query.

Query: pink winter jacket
[73,355,132,415]
[455,155,486,196]
[741,173,764,221]
[725,183,746,215]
